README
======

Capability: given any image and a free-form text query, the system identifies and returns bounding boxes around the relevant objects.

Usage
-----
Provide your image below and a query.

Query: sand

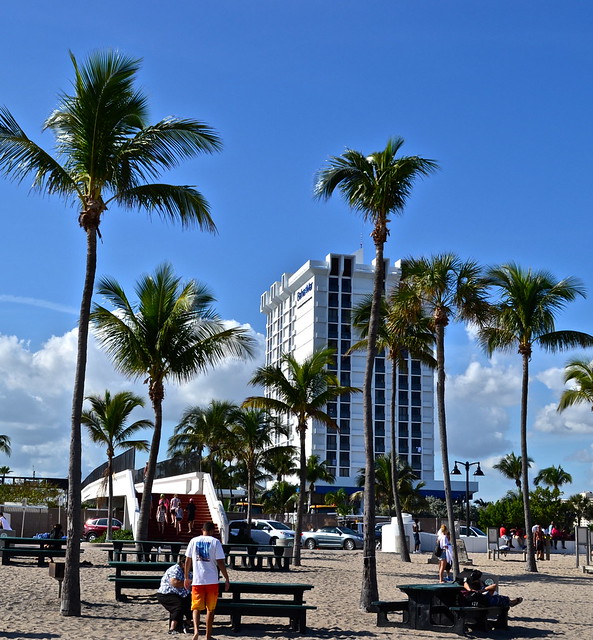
[1,543,591,639]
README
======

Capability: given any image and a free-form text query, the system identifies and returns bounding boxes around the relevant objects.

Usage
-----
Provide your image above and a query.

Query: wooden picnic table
[217,580,315,632]
[223,543,292,571]
[0,536,69,566]
[108,559,175,600]
[108,539,183,562]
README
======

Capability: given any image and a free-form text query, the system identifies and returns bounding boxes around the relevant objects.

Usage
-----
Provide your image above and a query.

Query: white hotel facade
[260,249,455,497]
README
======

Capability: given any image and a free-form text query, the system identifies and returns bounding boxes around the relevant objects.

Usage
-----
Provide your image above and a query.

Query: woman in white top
[437,524,453,583]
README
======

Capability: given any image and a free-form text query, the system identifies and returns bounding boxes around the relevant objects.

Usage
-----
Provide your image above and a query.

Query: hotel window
[399,390,408,405]
[340,436,350,450]
[411,360,421,375]
[411,376,421,391]
[329,277,339,292]
[326,434,337,449]
[412,455,422,471]
[327,402,337,418]
[411,391,421,406]
[341,293,351,308]
[398,422,409,437]
[411,407,421,422]
[328,308,339,323]
[328,323,339,338]
[398,406,409,421]
[398,374,408,390]
[376,358,385,372]
[341,324,351,339]
[341,278,351,293]
[399,438,409,453]
[326,452,337,466]
[412,438,422,453]
[375,405,385,420]
[375,421,385,436]
[340,452,350,467]
[343,257,352,277]
[341,356,351,371]
[375,437,385,453]
[340,403,350,418]
[375,389,385,405]
[330,257,340,276]
[411,423,422,438]
[375,373,385,388]
[340,372,351,386]
[341,309,351,323]
[340,340,350,354]
[328,293,339,307]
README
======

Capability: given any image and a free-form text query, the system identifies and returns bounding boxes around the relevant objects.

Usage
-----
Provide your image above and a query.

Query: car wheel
[86,532,98,542]
[269,537,278,545]
[306,538,316,550]
[343,539,355,551]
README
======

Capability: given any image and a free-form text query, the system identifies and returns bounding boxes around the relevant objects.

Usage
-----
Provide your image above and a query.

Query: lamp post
[451,461,484,534]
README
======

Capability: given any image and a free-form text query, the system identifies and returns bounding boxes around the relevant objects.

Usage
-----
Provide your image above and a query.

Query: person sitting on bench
[462,570,523,608]
[157,556,193,635]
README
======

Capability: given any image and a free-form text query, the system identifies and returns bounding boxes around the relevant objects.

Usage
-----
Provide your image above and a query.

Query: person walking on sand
[184,521,229,640]
[436,524,453,583]
[412,519,421,553]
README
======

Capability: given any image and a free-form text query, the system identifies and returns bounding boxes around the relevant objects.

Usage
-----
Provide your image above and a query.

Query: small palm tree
[81,390,151,540]
[262,447,298,483]
[261,481,298,518]
[402,253,491,574]
[0,465,12,484]
[479,262,593,572]
[315,138,438,609]
[244,347,357,566]
[351,289,435,562]
[565,493,593,527]
[0,435,11,457]
[91,263,254,541]
[324,488,353,516]
[493,452,533,492]
[228,407,292,525]
[0,51,220,615]
[558,358,593,413]
[168,400,238,476]
[534,465,573,494]
[303,454,335,507]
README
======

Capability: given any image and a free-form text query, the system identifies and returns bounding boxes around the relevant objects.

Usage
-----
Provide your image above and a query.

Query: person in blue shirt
[157,556,192,635]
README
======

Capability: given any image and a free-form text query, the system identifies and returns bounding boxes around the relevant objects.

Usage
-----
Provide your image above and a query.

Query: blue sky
[1,1,593,502]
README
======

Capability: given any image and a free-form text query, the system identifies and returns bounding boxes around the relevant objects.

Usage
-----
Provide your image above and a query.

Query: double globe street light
[451,460,484,534]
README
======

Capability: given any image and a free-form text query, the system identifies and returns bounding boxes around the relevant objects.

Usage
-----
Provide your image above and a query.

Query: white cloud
[0,324,265,479]
[533,402,593,434]
[0,295,78,315]
[535,367,566,393]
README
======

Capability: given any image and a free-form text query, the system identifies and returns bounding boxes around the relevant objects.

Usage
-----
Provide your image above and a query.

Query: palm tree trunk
[435,321,459,575]
[360,234,384,610]
[61,226,97,616]
[390,357,410,561]
[293,423,307,567]
[521,353,537,572]
[137,382,164,541]
[107,457,114,542]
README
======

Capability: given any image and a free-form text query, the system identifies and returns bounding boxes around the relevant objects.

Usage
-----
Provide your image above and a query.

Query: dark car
[83,517,122,541]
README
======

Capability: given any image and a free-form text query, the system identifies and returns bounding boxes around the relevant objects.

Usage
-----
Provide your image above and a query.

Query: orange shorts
[191,583,219,611]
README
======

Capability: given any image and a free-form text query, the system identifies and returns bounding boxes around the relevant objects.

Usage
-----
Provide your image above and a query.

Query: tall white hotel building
[261,249,453,498]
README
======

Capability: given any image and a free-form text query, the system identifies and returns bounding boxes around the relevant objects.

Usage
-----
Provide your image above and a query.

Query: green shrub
[89,528,134,543]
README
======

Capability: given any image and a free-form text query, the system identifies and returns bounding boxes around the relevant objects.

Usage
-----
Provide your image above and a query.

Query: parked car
[83,517,122,541]
[301,526,364,550]
[228,519,296,545]
[459,525,486,538]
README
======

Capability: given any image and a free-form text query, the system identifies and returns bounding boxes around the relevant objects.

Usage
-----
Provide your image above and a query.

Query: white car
[228,519,296,545]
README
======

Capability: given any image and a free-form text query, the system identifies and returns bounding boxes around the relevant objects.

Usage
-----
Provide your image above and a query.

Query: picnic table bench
[373,581,510,635]
[0,536,69,566]
[223,543,292,571]
[107,540,183,562]
[108,560,173,600]
[217,581,315,632]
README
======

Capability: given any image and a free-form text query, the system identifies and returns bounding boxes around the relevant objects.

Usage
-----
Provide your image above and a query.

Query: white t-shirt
[185,534,225,586]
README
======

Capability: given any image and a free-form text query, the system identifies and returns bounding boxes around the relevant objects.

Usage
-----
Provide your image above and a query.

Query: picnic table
[108,560,174,600]
[217,581,315,632]
[0,536,68,566]
[108,539,183,562]
[223,543,292,571]
[373,582,508,635]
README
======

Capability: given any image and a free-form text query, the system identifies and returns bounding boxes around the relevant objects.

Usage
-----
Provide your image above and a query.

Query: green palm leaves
[558,358,593,412]
[0,435,11,457]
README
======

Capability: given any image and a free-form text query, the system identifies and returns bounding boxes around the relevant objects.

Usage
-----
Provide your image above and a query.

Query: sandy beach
[1,544,590,640]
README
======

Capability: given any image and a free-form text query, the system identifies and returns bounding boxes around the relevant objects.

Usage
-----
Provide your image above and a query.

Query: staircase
[145,494,218,543]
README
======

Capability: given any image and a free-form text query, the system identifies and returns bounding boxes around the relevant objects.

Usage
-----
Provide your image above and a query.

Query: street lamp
[451,461,484,534]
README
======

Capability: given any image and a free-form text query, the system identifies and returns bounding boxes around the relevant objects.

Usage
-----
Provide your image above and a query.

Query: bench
[108,560,173,601]
[226,552,291,571]
[216,601,315,632]
[370,600,409,626]
[449,605,508,634]
[490,547,527,560]
[0,548,66,566]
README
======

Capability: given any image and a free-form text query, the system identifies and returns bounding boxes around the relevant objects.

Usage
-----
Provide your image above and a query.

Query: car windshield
[267,521,291,530]
[338,527,358,535]
[471,527,486,536]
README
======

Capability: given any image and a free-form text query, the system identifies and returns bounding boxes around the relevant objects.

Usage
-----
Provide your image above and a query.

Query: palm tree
[565,493,593,527]
[91,263,254,542]
[314,137,438,608]
[324,488,353,516]
[303,454,335,508]
[401,253,491,575]
[229,407,292,525]
[168,400,238,476]
[0,51,220,615]
[0,465,12,484]
[81,390,151,540]
[261,481,298,518]
[493,452,534,492]
[558,358,593,413]
[262,447,298,483]
[534,465,573,493]
[244,347,357,566]
[0,436,11,457]
[479,262,593,571]
[351,289,435,562]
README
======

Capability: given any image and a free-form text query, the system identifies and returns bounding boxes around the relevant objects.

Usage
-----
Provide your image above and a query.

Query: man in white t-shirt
[184,522,229,640]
